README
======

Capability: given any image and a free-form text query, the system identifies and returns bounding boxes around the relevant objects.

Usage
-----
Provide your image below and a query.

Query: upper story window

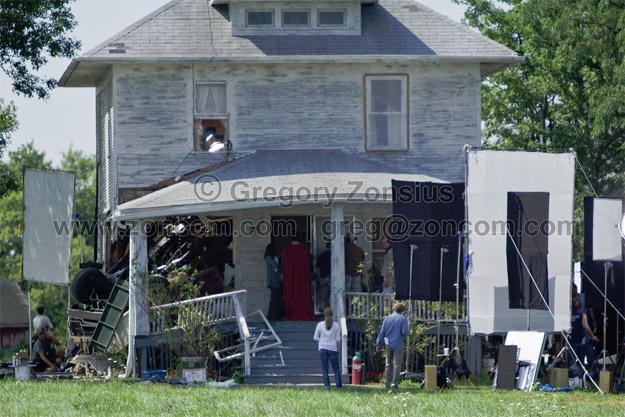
[365,75,409,151]
[318,10,346,26]
[195,83,227,116]
[246,10,275,27]
[194,82,229,152]
[282,10,310,27]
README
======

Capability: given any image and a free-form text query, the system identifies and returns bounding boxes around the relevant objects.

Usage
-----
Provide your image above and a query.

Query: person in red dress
[280,236,315,321]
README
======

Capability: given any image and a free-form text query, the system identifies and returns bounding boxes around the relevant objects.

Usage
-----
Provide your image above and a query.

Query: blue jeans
[320,349,342,389]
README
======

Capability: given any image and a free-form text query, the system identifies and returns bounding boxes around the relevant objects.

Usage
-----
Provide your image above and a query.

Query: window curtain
[195,84,226,115]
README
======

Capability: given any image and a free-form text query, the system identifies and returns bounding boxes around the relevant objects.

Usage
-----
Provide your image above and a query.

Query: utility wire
[574,152,599,198]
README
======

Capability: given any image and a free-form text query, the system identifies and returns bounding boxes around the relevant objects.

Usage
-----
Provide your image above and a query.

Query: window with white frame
[246,10,274,27]
[318,10,346,26]
[282,10,310,26]
[365,75,408,151]
[194,82,228,151]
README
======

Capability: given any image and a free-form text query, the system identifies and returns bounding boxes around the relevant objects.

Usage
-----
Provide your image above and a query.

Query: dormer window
[318,10,346,26]
[246,10,274,27]
[231,3,359,36]
[282,10,310,27]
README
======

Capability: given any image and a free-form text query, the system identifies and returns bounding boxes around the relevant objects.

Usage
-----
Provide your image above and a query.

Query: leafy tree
[454,0,625,196]
[0,0,80,99]
[60,147,96,247]
[0,0,80,171]
[0,98,17,156]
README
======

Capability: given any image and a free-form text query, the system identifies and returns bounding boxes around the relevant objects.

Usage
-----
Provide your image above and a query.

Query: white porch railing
[213,309,283,376]
[149,289,246,334]
[346,292,465,322]
[145,289,255,375]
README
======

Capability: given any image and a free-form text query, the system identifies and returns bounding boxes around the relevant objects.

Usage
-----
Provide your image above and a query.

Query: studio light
[208,141,225,153]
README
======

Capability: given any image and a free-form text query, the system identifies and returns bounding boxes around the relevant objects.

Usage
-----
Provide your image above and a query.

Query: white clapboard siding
[110,61,481,190]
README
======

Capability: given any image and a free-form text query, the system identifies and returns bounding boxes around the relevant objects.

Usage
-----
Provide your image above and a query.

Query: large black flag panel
[391,180,465,301]
[582,197,625,312]
[506,192,550,310]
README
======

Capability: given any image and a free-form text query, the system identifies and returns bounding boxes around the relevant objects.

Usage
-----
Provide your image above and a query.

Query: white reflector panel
[592,198,623,262]
[23,168,76,285]
[466,150,575,334]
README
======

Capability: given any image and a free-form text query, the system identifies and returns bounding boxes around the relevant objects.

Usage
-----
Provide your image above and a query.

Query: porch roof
[112,149,445,221]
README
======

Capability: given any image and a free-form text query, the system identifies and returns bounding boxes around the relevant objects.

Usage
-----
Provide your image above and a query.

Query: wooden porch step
[244,373,349,385]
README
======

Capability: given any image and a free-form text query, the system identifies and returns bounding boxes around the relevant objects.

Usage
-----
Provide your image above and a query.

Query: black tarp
[391,181,465,301]
[506,192,550,310]
[582,197,625,312]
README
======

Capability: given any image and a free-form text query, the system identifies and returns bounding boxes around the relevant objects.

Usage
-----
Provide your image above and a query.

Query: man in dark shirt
[315,242,332,308]
[31,328,57,373]
[570,296,598,368]
[345,235,365,292]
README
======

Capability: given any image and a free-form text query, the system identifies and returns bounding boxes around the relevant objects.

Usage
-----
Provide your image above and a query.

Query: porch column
[126,221,149,378]
[330,205,345,315]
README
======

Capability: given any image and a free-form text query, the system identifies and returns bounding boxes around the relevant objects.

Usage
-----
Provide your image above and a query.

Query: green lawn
[1,380,624,417]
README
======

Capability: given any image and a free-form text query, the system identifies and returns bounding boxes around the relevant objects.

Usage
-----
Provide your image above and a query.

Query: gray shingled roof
[86,0,515,58]
[61,0,521,86]
[113,149,443,220]
[0,280,29,328]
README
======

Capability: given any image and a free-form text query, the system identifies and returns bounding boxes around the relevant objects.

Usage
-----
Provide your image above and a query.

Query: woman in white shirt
[313,308,343,389]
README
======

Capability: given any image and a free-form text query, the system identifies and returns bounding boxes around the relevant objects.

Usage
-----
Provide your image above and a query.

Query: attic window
[246,10,274,27]
[282,10,310,27]
[318,10,346,26]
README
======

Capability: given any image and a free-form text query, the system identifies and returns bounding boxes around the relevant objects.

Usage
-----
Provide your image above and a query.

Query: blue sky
[0,0,466,164]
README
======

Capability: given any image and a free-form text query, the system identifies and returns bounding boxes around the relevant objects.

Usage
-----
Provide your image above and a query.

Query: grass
[1,380,624,417]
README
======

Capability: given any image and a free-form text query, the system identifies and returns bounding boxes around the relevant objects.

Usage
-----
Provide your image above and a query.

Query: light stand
[455,232,463,348]
[600,262,614,371]
[436,245,450,364]
[405,243,418,373]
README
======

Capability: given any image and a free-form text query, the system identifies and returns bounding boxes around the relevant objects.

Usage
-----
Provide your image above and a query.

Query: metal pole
[406,244,416,372]
[437,246,448,363]
[455,233,462,348]
[603,262,610,371]
[27,285,32,359]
